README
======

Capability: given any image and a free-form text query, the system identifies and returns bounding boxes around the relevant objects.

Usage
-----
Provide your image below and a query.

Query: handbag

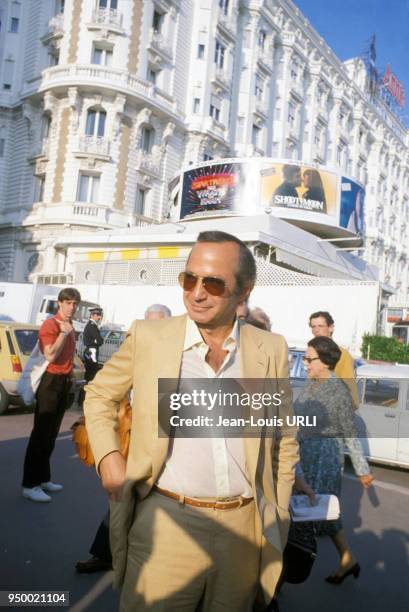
[17,341,49,406]
[71,396,132,467]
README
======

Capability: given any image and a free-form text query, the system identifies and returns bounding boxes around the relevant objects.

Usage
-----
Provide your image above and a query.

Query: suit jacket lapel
[151,315,187,480]
[240,324,270,488]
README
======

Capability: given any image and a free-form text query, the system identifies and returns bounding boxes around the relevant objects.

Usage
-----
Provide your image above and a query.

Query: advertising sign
[259,163,337,215]
[340,177,365,235]
[175,158,364,240]
[180,162,244,219]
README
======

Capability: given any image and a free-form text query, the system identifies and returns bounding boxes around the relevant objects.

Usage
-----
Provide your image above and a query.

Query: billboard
[259,163,337,215]
[340,177,365,235]
[175,158,364,240]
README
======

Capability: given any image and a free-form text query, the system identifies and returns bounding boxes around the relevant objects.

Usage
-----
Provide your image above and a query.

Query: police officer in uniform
[83,307,104,382]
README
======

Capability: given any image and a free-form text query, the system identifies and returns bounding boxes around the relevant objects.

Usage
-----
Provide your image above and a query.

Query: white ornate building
[0,0,408,304]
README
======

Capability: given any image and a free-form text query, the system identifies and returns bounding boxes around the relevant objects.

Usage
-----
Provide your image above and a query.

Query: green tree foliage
[361,334,409,364]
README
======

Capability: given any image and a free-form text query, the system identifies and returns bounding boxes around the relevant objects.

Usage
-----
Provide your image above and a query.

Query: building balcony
[73,136,111,160]
[88,7,124,33]
[23,202,130,229]
[41,13,64,42]
[148,29,173,63]
[290,80,304,102]
[136,151,161,177]
[187,116,227,143]
[254,101,268,121]
[257,51,273,73]
[22,65,179,117]
[217,10,237,41]
[212,67,230,93]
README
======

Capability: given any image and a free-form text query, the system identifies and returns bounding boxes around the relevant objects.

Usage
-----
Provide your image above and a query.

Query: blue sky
[295,0,409,124]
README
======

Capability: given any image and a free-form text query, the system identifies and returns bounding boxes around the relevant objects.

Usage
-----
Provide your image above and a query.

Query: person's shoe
[41,481,63,492]
[75,557,112,574]
[325,562,361,584]
[22,486,52,503]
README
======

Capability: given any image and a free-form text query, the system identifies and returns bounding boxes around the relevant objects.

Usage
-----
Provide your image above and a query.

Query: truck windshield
[15,330,39,355]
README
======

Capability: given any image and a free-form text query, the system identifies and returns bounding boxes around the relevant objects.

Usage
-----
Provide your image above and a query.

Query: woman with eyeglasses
[294,336,373,584]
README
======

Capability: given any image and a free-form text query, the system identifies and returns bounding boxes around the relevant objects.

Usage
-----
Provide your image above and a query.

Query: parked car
[0,322,85,414]
[355,363,409,469]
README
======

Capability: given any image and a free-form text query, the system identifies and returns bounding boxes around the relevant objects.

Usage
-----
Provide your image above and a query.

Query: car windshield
[15,329,38,355]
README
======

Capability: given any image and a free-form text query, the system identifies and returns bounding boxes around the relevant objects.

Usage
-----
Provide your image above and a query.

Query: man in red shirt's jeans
[22,287,81,502]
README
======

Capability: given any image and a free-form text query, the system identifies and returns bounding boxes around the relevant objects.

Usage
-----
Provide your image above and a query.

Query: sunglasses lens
[203,277,226,296]
[179,272,197,291]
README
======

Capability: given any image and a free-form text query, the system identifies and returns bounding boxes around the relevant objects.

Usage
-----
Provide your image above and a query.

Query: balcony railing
[23,65,179,116]
[137,151,161,177]
[74,136,110,157]
[90,7,123,29]
[148,29,173,60]
[212,67,230,91]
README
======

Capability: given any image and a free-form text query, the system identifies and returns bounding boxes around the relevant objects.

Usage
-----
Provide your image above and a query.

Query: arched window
[85,108,106,137]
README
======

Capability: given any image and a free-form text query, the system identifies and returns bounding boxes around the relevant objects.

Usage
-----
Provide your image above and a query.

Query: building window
[99,0,118,9]
[91,45,113,67]
[77,173,100,203]
[214,40,225,69]
[152,9,163,33]
[204,153,213,161]
[219,0,229,15]
[85,109,106,137]
[3,59,14,90]
[147,67,158,84]
[0,138,5,157]
[287,102,295,125]
[255,76,263,101]
[55,0,65,13]
[141,126,154,153]
[258,30,267,50]
[41,115,51,139]
[209,96,221,122]
[252,124,260,147]
[193,98,200,113]
[135,187,147,216]
[48,49,60,66]
[10,17,19,32]
[35,175,45,203]
[198,44,205,59]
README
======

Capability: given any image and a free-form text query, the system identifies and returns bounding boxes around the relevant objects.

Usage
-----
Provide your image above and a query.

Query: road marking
[69,571,114,611]
[344,473,409,496]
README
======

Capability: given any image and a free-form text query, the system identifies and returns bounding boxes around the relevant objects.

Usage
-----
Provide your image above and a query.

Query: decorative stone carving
[22,102,38,141]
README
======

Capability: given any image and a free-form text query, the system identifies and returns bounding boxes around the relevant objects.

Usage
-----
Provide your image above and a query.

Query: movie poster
[260,163,337,215]
[180,162,245,219]
[340,177,365,235]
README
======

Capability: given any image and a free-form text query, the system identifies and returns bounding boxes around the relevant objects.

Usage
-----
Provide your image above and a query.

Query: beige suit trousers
[120,491,261,611]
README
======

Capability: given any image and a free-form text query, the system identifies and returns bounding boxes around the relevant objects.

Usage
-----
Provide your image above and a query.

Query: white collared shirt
[156,317,252,498]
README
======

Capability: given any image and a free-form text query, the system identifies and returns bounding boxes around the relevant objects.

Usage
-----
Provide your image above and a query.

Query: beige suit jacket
[84,315,299,599]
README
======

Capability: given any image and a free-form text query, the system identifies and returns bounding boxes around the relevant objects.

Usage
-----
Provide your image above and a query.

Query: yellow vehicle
[0,322,85,414]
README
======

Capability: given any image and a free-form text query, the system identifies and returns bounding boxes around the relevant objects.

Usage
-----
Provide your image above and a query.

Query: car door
[397,381,409,467]
[357,376,399,463]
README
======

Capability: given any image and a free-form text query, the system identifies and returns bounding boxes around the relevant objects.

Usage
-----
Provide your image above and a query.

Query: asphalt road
[1,405,408,611]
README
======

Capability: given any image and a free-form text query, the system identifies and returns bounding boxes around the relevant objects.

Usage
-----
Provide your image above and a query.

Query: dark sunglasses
[178,271,227,296]
[303,357,320,364]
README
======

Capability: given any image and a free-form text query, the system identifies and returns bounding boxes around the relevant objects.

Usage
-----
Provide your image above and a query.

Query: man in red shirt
[22,287,81,503]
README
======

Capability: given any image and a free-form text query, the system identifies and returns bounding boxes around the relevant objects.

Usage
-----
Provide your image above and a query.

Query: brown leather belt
[153,485,253,510]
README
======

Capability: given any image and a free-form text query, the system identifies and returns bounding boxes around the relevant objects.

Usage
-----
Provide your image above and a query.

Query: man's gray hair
[144,304,172,318]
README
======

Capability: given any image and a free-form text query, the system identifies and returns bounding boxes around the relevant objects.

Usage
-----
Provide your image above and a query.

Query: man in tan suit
[85,231,298,611]
[309,310,359,408]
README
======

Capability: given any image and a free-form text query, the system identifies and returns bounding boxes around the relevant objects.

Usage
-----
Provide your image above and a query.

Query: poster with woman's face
[260,162,338,216]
